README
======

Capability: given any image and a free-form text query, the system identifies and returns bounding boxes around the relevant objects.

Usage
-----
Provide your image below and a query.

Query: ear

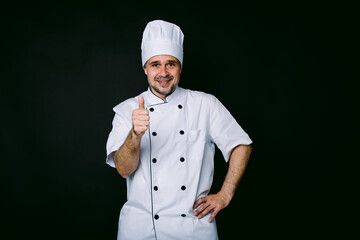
[143,65,148,75]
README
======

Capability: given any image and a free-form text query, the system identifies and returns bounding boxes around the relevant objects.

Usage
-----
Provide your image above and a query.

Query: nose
[158,65,168,77]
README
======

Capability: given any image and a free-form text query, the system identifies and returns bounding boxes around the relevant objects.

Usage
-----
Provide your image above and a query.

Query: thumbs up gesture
[132,95,150,137]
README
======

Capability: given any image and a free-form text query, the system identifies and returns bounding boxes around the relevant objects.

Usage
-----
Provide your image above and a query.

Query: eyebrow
[167,60,177,64]
[148,60,178,65]
[149,60,160,65]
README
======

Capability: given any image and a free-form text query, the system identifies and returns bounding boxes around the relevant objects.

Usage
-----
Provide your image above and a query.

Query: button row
[152,157,185,163]
[148,105,183,113]
[152,130,185,136]
[152,185,187,191]
[154,214,187,220]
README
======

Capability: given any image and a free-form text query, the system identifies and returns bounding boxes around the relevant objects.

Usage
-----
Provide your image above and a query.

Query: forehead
[147,55,179,64]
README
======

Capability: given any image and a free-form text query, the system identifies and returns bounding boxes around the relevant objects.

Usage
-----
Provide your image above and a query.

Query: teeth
[155,76,174,81]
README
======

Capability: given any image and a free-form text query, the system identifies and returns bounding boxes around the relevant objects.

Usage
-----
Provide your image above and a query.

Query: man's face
[144,55,182,100]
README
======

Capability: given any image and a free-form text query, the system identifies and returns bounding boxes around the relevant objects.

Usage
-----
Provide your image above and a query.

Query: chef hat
[141,20,184,67]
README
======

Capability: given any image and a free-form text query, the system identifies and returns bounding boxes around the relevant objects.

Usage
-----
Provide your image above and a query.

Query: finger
[208,208,220,223]
[133,120,150,127]
[193,197,205,209]
[133,114,150,121]
[133,109,149,117]
[193,202,209,217]
[138,95,145,109]
[197,205,213,219]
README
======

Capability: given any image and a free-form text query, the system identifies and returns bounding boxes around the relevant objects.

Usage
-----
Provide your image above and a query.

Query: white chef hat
[141,20,184,67]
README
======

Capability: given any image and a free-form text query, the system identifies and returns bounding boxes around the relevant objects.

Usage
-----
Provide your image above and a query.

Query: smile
[155,76,174,87]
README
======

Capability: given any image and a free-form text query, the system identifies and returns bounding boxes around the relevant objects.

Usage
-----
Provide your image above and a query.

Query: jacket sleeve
[105,110,132,168]
[208,95,252,162]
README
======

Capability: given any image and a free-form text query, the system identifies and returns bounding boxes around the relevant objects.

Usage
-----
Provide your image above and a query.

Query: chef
[106,20,252,240]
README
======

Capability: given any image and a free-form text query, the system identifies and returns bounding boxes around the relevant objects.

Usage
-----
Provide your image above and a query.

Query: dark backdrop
[1,1,356,239]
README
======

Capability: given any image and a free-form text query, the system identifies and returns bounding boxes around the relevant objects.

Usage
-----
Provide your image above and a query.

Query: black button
[154,186,158,191]
[179,130,184,135]
[154,215,159,220]
[152,158,157,163]
[181,214,186,217]
[178,104,183,109]
[180,157,185,162]
[149,107,154,112]
[181,186,186,191]
[152,132,157,136]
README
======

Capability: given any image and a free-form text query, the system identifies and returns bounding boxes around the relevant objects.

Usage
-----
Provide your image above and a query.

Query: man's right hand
[132,95,150,137]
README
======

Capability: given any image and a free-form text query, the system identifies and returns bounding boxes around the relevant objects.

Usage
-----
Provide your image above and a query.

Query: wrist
[219,184,235,205]
[131,127,144,139]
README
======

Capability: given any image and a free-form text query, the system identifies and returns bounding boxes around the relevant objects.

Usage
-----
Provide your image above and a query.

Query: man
[106,20,252,240]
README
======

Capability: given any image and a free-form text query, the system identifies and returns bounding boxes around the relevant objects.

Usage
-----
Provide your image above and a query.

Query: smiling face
[143,55,182,100]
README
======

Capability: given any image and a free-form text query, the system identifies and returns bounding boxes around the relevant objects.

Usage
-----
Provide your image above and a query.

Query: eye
[151,64,159,67]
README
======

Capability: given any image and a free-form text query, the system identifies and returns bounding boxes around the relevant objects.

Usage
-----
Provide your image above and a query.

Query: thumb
[138,95,145,109]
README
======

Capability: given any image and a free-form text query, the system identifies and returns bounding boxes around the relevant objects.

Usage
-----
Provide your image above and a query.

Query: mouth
[155,76,174,87]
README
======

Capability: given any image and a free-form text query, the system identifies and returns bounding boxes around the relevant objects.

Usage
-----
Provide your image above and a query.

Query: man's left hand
[192,191,230,222]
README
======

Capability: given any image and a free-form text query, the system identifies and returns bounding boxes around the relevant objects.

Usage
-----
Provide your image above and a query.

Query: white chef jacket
[106,87,252,240]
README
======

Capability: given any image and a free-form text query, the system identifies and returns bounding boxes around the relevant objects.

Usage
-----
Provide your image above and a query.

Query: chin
[156,85,175,96]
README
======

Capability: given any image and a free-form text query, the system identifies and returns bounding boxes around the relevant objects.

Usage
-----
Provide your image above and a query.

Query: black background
[1,1,357,239]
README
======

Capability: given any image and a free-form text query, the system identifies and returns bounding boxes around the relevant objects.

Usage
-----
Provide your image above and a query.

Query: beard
[149,82,177,97]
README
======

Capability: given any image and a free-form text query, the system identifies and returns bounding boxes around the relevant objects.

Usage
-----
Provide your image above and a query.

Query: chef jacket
[106,87,252,240]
